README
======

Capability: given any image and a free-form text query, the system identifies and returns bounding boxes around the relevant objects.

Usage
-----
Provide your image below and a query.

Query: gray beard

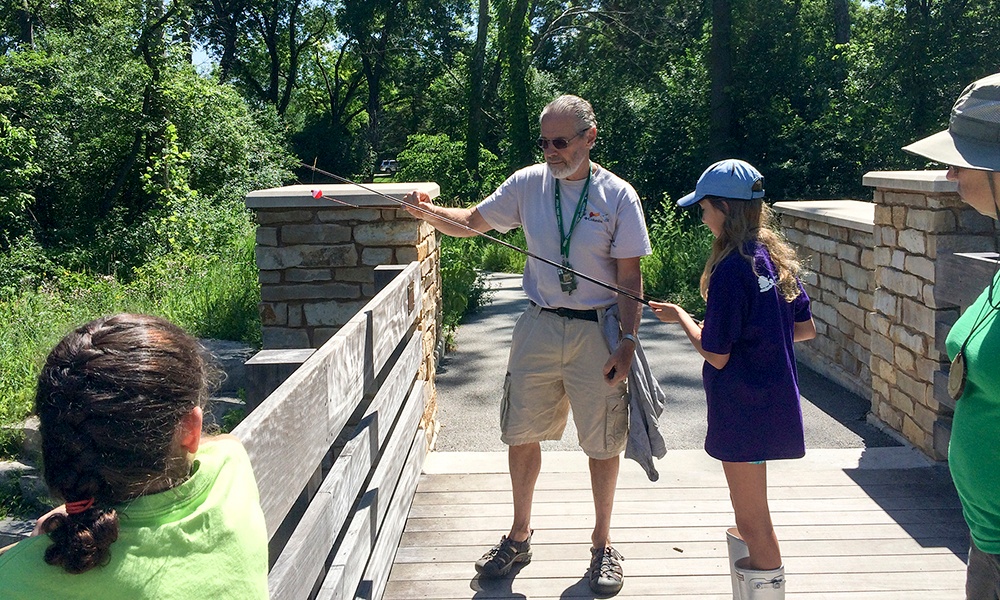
[546,159,584,180]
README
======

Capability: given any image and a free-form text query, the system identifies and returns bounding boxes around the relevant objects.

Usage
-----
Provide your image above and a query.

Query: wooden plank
[234,354,332,537]
[267,333,424,600]
[380,570,966,599]
[367,261,421,377]
[408,468,955,492]
[936,251,998,309]
[323,316,368,431]
[388,456,966,599]
[386,552,965,580]
[405,496,961,518]
[401,509,965,533]
[266,395,374,599]
[398,522,967,546]
[393,537,966,563]
[356,428,428,600]
[234,317,366,538]
[361,333,424,452]
[244,348,316,411]
[410,482,959,505]
[321,380,428,598]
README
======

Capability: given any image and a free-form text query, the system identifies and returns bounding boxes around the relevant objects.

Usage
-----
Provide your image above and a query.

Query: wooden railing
[232,262,428,600]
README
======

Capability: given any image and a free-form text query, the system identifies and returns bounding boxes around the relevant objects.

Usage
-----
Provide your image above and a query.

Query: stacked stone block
[245,182,442,432]
[776,175,997,460]
[863,171,996,459]
[773,201,875,400]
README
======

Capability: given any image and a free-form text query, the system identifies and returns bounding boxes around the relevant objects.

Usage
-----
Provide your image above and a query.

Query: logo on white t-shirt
[583,210,609,223]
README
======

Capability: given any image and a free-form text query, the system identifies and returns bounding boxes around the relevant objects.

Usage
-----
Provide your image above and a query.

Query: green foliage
[439,236,493,340]
[131,233,262,345]
[396,133,506,206]
[0,471,47,520]
[480,229,528,274]
[220,408,247,434]
[0,237,261,437]
[0,14,294,280]
[0,84,39,248]
[642,199,712,317]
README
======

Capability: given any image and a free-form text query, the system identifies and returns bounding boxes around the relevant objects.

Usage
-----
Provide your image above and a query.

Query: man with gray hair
[404,94,651,595]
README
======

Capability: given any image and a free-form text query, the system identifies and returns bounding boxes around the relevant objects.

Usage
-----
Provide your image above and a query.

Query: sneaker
[474,531,533,577]
[589,545,624,595]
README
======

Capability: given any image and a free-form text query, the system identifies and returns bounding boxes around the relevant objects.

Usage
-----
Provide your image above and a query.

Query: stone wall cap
[862,170,958,193]
[772,199,874,233]
[246,182,440,209]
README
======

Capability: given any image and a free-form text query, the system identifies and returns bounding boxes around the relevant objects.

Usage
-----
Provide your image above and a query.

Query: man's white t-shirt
[477,163,652,310]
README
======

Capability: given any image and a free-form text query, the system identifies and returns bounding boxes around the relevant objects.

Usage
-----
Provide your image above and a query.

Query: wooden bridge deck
[385,448,968,599]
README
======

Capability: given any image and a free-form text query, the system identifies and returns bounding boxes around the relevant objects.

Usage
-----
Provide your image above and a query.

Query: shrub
[439,236,493,348]
[642,199,712,317]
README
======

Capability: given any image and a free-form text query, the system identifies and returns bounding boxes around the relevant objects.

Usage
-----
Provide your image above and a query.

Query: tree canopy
[3,0,999,281]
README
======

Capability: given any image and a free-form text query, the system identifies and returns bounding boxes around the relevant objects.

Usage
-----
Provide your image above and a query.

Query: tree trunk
[17,0,33,47]
[831,0,850,45]
[465,0,490,173]
[504,0,533,170]
[708,0,733,161]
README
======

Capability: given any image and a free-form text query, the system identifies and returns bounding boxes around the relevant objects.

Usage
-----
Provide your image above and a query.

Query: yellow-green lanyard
[554,164,592,261]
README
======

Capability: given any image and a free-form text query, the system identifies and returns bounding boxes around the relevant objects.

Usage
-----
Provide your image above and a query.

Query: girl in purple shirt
[650,159,816,600]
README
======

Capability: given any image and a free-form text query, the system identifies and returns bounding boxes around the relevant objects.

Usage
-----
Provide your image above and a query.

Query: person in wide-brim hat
[904,72,1000,600]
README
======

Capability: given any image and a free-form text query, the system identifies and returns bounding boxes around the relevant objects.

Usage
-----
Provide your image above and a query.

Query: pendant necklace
[554,163,592,295]
[949,273,1000,401]
[949,175,1000,401]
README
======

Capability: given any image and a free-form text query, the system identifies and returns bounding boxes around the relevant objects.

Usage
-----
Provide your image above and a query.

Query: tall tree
[465,0,490,173]
[831,0,850,44]
[708,0,733,161]
[193,0,331,115]
[499,0,532,170]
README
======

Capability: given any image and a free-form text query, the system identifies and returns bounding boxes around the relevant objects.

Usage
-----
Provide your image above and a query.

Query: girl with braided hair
[0,314,268,599]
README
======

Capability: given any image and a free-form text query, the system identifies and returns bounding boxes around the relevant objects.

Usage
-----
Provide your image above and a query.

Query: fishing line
[299,161,655,306]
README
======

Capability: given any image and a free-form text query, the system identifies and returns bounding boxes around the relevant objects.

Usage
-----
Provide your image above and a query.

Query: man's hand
[603,339,635,386]
[402,190,433,219]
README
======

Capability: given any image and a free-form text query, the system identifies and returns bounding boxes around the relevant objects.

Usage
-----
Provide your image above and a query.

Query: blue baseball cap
[677,159,766,207]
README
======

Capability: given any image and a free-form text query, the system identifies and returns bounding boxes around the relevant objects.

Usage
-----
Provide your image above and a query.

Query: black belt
[531,301,600,322]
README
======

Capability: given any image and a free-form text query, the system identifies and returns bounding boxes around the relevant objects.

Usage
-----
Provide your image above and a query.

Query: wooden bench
[233,262,429,600]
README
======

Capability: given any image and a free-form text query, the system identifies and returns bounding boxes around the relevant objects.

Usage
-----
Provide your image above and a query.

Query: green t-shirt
[946,270,1000,555]
[0,436,269,599]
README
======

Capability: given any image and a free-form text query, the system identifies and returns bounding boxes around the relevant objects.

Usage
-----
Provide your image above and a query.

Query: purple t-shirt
[700,242,812,462]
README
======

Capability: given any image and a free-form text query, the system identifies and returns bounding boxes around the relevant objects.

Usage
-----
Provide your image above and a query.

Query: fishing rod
[300,161,655,306]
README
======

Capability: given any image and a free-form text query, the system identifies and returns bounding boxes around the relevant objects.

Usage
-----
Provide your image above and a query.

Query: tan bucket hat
[902,72,1000,172]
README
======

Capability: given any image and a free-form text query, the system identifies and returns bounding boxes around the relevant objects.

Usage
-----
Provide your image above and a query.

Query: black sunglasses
[536,129,589,150]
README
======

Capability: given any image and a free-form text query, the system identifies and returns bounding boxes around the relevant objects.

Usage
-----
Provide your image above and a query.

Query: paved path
[433,273,900,456]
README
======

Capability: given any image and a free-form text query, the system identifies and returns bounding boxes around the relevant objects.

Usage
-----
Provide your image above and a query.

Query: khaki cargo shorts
[499,304,628,459]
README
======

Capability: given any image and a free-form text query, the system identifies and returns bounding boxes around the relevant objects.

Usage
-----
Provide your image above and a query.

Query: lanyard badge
[554,164,592,295]
[557,260,578,294]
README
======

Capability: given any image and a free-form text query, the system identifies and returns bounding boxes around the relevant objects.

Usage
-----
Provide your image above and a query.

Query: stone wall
[773,200,875,400]
[245,182,442,434]
[776,172,997,460]
[863,171,996,459]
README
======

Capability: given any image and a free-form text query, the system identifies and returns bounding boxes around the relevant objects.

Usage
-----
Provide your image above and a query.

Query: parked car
[380,159,399,173]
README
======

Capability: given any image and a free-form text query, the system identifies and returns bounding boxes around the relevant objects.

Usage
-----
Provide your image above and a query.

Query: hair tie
[65,498,95,515]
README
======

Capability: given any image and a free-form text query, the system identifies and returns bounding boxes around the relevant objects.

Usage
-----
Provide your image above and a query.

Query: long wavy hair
[700,198,804,302]
[34,313,215,574]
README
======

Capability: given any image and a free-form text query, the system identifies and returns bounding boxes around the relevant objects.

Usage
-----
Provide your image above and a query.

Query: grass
[0,235,261,452]
[0,471,49,520]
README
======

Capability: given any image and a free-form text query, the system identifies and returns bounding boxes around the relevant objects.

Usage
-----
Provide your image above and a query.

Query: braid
[34,314,212,574]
